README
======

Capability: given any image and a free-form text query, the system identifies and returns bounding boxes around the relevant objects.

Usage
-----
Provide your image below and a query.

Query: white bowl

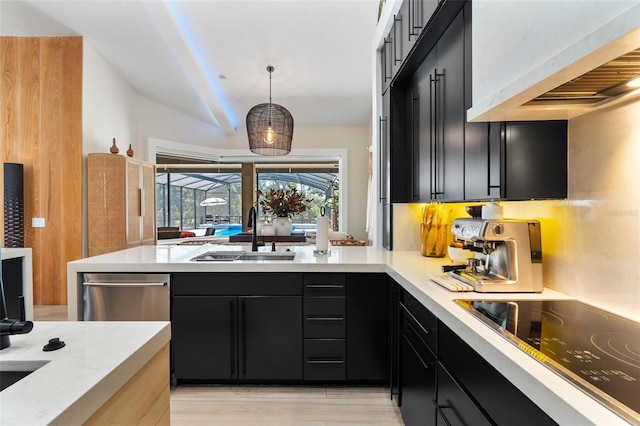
[447,246,472,263]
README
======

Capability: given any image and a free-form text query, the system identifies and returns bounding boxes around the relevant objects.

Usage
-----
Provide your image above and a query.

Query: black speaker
[4,163,24,248]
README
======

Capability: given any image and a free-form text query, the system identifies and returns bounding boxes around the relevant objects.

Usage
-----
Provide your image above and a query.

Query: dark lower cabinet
[347,273,389,382]
[172,272,389,385]
[435,363,491,426]
[173,296,235,380]
[241,296,302,380]
[172,273,303,383]
[439,322,557,426]
[400,322,437,425]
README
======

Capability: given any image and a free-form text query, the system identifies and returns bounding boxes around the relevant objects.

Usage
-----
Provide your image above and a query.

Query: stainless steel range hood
[526,48,640,106]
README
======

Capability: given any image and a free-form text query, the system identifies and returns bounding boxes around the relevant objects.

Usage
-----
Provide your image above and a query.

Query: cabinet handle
[409,0,422,37]
[393,15,402,64]
[306,358,344,365]
[241,298,247,377]
[412,94,419,200]
[432,400,454,426]
[139,188,144,217]
[306,284,344,289]
[384,38,392,81]
[230,299,235,376]
[430,69,445,198]
[306,316,344,321]
[379,116,387,202]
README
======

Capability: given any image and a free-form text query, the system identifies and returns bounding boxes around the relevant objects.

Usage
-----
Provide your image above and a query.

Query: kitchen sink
[0,360,49,392]
[239,252,296,261]
[191,251,245,261]
[190,251,296,262]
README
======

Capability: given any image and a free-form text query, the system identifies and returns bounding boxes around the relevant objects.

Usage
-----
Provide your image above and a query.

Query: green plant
[257,187,312,218]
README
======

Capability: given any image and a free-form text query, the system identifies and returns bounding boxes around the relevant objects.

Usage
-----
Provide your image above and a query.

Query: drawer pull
[306,284,344,289]
[432,399,453,426]
[306,316,344,321]
[306,358,344,364]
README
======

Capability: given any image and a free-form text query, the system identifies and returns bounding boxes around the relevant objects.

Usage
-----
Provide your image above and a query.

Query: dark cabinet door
[505,121,568,200]
[411,10,464,202]
[400,326,437,426]
[347,273,389,382]
[435,10,464,201]
[239,296,303,381]
[173,296,236,380]
[413,49,436,201]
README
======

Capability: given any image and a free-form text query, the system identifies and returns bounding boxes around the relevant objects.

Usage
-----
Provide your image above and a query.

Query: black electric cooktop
[455,299,640,424]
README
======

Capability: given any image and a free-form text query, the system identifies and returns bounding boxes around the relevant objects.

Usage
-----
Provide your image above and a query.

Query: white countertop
[67,244,635,425]
[0,321,170,425]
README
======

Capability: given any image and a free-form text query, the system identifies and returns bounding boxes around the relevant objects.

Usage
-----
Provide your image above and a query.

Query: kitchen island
[67,244,633,425]
[0,321,170,425]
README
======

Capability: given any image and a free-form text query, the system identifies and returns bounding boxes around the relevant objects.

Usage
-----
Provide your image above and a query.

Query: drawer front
[435,363,492,426]
[173,273,302,296]
[303,274,346,297]
[401,290,438,352]
[304,297,346,338]
[304,339,346,381]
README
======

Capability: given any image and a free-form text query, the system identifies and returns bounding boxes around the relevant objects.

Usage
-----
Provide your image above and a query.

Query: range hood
[467,2,640,122]
[526,48,640,106]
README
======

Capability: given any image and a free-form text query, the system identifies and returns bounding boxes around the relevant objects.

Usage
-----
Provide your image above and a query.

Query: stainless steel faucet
[247,206,264,252]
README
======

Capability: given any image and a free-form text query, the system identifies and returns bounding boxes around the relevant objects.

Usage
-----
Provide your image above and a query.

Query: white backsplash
[394,99,640,322]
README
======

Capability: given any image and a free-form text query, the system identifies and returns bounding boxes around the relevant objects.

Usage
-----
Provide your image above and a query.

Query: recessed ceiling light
[627,77,640,88]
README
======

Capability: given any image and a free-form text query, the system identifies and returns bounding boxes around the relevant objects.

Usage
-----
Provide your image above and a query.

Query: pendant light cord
[267,66,274,126]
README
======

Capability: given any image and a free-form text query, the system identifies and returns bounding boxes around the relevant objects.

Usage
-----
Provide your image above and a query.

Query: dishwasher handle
[83,281,168,287]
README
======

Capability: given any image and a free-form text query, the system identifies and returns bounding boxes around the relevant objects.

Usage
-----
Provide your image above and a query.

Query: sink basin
[0,360,49,392]
[239,252,296,261]
[191,251,245,261]
[190,251,296,262]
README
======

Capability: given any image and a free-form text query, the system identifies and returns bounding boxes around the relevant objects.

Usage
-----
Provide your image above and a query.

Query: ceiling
[0,0,379,134]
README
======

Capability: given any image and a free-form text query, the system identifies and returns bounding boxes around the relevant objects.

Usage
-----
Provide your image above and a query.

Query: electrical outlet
[32,218,45,228]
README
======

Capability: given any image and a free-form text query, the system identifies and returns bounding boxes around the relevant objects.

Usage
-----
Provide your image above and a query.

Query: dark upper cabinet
[504,121,568,199]
[463,1,568,201]
[383,0,567,206]
[410,10,464,202]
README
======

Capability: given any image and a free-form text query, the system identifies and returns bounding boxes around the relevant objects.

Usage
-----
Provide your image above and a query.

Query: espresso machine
[447,218,543,293]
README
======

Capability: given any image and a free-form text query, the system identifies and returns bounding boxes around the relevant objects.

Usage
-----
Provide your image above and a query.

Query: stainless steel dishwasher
[83,273,170,321]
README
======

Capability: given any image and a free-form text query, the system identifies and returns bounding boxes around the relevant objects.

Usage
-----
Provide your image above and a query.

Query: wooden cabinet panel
[0,36,82,305]
[88,153,156,256]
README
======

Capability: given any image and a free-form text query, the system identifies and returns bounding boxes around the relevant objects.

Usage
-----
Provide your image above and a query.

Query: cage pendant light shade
[246,66,294,155]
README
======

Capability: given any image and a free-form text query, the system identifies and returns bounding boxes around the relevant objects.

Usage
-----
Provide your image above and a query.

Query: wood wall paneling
[0,36,82,305]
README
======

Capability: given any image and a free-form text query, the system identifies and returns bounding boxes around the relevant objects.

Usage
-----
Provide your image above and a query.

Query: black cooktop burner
[455,299,640,424]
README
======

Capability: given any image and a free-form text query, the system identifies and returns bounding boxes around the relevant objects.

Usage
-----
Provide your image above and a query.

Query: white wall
[82,41,371,255]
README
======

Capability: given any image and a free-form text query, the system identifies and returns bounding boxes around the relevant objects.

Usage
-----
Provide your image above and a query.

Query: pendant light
[246,66,294,155]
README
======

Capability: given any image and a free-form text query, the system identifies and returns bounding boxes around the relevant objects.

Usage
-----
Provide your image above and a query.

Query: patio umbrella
[200,197,227,206]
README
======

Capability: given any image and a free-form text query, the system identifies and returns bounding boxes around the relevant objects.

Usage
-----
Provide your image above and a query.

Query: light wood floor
[34,306,404,425]
[171,385,403,425]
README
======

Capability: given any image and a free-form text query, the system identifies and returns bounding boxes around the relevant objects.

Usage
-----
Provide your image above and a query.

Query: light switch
[32,217,45,227]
